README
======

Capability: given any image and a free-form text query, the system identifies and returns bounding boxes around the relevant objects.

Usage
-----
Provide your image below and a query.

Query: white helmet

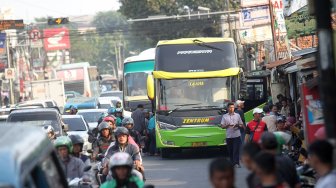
[109,152,133,170]
[42,125,54,133]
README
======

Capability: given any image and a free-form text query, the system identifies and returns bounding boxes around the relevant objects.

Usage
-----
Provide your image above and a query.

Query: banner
[0,33,6,54]
[56,68,84,81]
[43,28,71,51]
[240,6,271,28]
[239,25,273,44]
[241,0,269,7]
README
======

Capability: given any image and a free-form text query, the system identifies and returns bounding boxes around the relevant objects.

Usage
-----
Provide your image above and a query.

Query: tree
[119,0,227,46]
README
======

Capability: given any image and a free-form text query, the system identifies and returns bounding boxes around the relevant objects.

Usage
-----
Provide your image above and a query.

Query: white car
[62,115,91,153]
[77,109,107,130]
[100,91,123,101]
[17,99,58,108]
[97,97,114,109]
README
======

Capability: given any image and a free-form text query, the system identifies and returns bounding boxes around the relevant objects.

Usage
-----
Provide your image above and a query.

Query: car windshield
[62,117,87,131]
[77,111,103,123]
[8,113,61,133]
[158,77,236,111]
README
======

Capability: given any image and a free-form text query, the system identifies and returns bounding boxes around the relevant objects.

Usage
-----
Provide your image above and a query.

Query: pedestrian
[3,96,9,107]
[235,100,246,143]
[143,109,151,153]
[262,105,277,132]
[260,132,300,188]
[253,151,289,188]
[209,158,235,188]
[147,114,158,156]
[270,104,279,116]
[280,99,290,117]
[245,108,268,143]
[308,140,336,188]
[241,142,261,188]
[131,104,146,134]
[273,116,292,153]
[221,102,244,167]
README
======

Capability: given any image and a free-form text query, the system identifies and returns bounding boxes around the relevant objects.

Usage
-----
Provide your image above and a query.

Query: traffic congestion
[1,0,336,188]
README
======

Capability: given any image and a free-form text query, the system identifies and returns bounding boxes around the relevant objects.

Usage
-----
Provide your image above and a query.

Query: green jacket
[100,175,144,188]
[116,117,123,127]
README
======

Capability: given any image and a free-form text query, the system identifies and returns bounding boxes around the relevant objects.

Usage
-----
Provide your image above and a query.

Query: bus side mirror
[147,74,155,100]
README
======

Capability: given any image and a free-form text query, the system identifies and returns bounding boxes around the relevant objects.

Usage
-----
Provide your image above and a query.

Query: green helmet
[108,107,117,115]
[54,136,73,153]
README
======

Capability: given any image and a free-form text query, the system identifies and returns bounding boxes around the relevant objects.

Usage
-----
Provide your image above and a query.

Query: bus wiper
[192,39,223,51]
[166,103,202,116]
[192,105,222,109]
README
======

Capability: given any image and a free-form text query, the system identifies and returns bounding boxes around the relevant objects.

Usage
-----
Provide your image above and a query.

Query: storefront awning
[266,56,301,69]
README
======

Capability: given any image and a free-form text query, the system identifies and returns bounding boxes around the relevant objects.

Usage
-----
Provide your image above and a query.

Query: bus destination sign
[0,20,25,30]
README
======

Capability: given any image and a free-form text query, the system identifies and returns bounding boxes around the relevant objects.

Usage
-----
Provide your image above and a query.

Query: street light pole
[6,35,14,105]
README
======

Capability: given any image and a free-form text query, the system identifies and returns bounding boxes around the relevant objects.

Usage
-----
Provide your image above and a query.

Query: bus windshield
[156,42,237,72]
[158,77,236,111]
[124,72,148,97]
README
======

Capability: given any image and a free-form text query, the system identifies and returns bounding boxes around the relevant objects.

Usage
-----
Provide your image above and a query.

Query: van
[0,125,68,187]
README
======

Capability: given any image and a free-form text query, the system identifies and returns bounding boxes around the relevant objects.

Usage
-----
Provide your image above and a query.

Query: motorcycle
[296,164,317,188]
[68,166,93,188]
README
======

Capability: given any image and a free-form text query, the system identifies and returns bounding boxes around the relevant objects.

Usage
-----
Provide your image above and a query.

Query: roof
[157,37,235,46]
[9,108,59,115]
[62,114,82,119]
[0,125,53,186]
[266,56,301,69]
[77,109,107,113]
[124,48,155,64]
[291,48,317,57]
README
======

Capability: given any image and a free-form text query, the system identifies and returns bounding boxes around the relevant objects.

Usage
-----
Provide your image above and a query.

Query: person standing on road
[235,100,246,143]
[308,140,336,188]
[131,104,146,134]
[262,105,277,132]
[209,158,235,188]
[245,108,268,143]
[221,102,244,168]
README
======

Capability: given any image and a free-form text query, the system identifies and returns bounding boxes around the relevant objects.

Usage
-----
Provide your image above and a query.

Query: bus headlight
[158,121,177,130]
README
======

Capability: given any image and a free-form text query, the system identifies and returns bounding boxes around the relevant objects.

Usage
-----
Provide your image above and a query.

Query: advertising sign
[5,68,14,79]
[0,20,24,30]
[240,6,271,28]
[241,0,269,7]
[43,28,71,51]
[56,68,84,81]
[301,83,324,144]
[0,33,6,54]
[239,25,273,44]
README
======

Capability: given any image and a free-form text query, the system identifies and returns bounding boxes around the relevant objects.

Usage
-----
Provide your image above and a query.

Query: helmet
[42,125,54,133]
[108,107,117,115]
[114,127,129,137]
[109,152,133,170]
[260,132,278,150]
[69,134,84,145]
[115,108,123,113]
[122,117,134,127]
[98,122,111,132]
[103,116,115,123]
[54,136,73,152]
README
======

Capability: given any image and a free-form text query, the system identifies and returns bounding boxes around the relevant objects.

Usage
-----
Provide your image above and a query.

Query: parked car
[77,109,107,130]
[100,91,123,101]
[0,125,68,187]
[7,108,65,136]
[62,115,91,153]
[0,107,13,122]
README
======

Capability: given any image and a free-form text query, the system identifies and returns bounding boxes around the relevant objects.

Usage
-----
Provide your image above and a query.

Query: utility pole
[6,35,14,105]
[269,0,278,60]
[226,0,232,37]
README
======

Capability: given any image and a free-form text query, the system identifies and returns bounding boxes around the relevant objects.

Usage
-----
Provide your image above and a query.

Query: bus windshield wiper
[192,39,223,51]
[166,103,202,116]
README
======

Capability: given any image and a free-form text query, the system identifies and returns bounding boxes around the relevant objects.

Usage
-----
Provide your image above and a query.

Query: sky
[1,0,120,23]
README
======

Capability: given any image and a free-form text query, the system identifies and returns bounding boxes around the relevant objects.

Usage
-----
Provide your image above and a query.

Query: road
[143,148,249,188]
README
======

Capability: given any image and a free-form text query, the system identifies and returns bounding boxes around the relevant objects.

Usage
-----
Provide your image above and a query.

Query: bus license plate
[192,142,207,147]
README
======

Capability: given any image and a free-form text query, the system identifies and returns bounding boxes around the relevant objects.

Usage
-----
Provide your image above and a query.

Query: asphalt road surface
[143,148,249,188]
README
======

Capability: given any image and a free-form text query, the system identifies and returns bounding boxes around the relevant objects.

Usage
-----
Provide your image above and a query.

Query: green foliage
[285,6,316,39]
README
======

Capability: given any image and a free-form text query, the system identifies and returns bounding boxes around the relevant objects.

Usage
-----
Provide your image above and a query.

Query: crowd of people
[211,97,335,188]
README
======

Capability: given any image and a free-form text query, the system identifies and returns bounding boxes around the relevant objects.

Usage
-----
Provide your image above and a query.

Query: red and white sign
[43,28,71,51]
[29,29,43,48]
[56,68,84,81]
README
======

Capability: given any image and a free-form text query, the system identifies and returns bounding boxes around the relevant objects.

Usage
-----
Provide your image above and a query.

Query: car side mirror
[147,74,155,100]
[62,124,69,132]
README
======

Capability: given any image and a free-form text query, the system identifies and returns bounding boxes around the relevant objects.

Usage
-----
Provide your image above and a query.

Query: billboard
[0,33,6,54]
[56,68,84,81]
[240,6,271,28]
[43,28,71,51]
[239,25,273,44]
[241,0,269,7]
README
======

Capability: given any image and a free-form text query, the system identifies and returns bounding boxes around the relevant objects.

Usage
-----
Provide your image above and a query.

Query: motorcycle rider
[69,134,90,165]
[42,125,57,141]
[92,122,115,160]
[103,127,142,176]
[54,136,86,180]
[115,108,124,126]
[122,117,142,148]
[101,152,144,188]
[103,115,117,131]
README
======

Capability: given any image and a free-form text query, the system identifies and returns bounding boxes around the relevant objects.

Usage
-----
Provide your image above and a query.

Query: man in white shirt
[308,140,336,188]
